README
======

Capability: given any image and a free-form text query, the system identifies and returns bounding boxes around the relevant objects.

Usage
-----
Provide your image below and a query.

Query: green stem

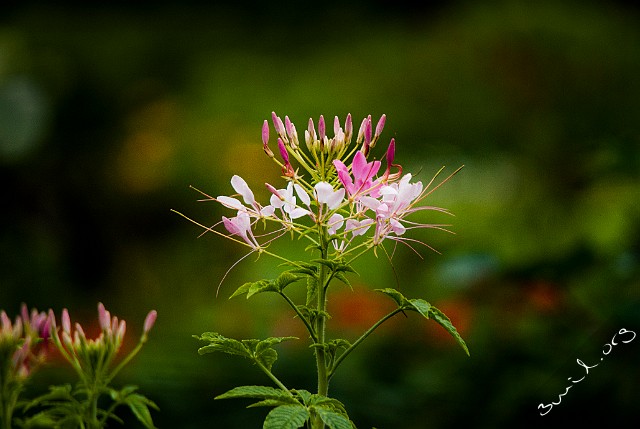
[279,292,317,343]
[328,308,403,380]
[312,232,330,429]
[254,360,293,397]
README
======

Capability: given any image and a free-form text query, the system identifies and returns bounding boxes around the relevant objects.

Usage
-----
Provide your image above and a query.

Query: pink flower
[222,211,261,249]
[333,151,382,200]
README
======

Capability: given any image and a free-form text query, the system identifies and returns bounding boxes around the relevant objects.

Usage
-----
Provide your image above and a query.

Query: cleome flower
[192,112,458,259]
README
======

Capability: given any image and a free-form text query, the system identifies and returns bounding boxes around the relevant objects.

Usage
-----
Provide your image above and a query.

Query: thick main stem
[312,235,330,429]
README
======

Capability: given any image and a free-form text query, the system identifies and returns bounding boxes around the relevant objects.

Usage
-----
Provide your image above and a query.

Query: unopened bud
[318,115,326,142]
[98,303,110,332]
[375,114,386,138]
[344,113,353,143]
[62,309,71,334]
[271,112,287,141]
[277,138,289,163]
[262,120,269,147]
[143,310,157,335]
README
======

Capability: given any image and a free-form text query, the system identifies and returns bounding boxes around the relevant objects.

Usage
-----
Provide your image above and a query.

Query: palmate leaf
[215,385,292,401]
[314,406,353,429]
[230,271,305,299]
[123,393,159,429]
[195,333,297,370]
[194,333,250,358]
[376,288,470,356]
[263,404,310,429]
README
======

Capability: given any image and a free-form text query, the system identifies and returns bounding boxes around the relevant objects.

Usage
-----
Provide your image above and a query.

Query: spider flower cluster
[212,112,457,259]
[48,303,157,382]
[0,305,50,382]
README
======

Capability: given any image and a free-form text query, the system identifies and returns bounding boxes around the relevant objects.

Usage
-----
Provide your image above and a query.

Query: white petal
[217,196,244,211]
[231,175,256,205]
[294,183,311,207]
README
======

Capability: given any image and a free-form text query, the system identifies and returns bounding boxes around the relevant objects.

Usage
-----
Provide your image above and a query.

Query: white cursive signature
[538,328,636,416]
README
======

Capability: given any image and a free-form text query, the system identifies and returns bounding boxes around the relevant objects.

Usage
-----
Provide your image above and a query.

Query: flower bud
[262,120,270,147]
[277,138,289,163]
[318,115,326,142]
[62,309,71,334]
[143,310,157,335]
[344,113,353,143]
[98,303,110,332]
[271,112,287,142]
[375,114,386,138]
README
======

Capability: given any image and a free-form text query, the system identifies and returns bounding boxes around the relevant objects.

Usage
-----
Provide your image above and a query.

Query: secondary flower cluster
[214,113,453,257]
[49,303,157,379]
[0,304,50,381]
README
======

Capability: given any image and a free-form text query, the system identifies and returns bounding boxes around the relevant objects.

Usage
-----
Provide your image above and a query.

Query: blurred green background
[1,1,639,427]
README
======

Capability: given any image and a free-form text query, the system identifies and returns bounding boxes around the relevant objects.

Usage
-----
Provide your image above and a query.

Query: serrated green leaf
[247,398,298,408]
[408,299,431,318]
[247,280,277,298]
[256,348,278,370]
[315,406,352,429]
[375,288,408,307]
[124,394,158,429]
[215,385,291,401]
[229,282,253,299]
[195,333,250,358]
[429,306,470,356]
[273,271,304,291]
[292,389,313,405]
[263,404,310,429]
[333,272,352,288]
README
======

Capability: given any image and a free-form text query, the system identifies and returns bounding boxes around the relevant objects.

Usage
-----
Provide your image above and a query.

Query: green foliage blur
[1,1,639,427]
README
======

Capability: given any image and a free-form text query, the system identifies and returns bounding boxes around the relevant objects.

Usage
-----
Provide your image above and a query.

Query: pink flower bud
[333,116,340,136]
[143,310,157,334]
[318,115,326,141]
[62,309,71,334]
[271,112,286,139]
[277,138,289,163]
[364,118,372,147]
[375,114,386,137]
[386,138,395,168]
[261,120,269,147]
[344,113,353,142]
[307,118,317,141]
[98,303,110,332]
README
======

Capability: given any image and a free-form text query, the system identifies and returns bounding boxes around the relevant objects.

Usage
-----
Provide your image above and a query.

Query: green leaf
[124,393,159,429]
[248,398,298,408]
[375,288,408,307]
[247,280,277,298]
[315,406,353,429]
[194,332,250,358]
[429,306,470,356]
[229,282,253,299]
[273,271,304,291]
[333,272,352,288]
[408,299,431,318]
[254,336,297,370]
[292,389,313,406]
[216,385,292,401]
[263,404,310,429]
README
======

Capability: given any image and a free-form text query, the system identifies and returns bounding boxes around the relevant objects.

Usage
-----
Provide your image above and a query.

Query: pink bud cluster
[49,303,157,376]
[0,304,50,380]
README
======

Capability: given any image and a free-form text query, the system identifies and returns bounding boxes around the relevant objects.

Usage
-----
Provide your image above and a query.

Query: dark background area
[1,1,639,428]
